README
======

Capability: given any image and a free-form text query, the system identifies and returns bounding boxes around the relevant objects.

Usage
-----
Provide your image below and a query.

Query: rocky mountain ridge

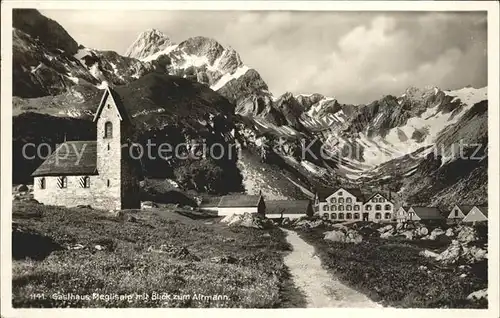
[11,9,488,209]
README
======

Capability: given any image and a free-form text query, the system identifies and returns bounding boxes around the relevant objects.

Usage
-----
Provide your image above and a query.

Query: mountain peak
[125,28,174,60]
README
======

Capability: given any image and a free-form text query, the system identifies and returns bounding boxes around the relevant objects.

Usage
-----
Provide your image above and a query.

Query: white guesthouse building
[314,187,394,222]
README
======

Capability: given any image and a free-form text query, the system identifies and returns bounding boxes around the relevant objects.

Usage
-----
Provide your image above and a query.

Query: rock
[417,227,429,236]
[94,245,104,251]
[405,222,416,230]
[126,215,137,223]
[262,233,271,238]
[380,230,394,239]
[281,217,291,227]
[323,230,346,242]
[16,184,29,192]
[293,219,324,230]
[220,213,269,229]
[445,228,455,237]
[331,223,349,231]
[345,230,363,244]
[463,246,488,263]
[429,228,445,240]
[457,226,477,243]
[401,230,414,240]
[466,288,487,301]
[436,240,461,264]
[324,229,362,244]
[460,273,467,278]
[420,249,439,258]
[68,244,85,250]
[141,201,158,209]
[378,224,394,233]
[418,265,428,270]
[210,255,238,264]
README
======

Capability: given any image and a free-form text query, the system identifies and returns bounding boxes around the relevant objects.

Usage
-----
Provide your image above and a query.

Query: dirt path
[282,228,382,308]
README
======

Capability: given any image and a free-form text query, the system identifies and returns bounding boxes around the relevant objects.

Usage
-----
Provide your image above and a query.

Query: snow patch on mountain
[211,66,250,91]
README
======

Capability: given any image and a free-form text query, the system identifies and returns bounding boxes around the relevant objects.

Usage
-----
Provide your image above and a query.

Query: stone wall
[33,175,121,210]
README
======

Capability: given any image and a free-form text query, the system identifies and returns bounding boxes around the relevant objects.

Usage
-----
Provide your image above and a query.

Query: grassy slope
[12,202,306,308]
[295,224,487,308]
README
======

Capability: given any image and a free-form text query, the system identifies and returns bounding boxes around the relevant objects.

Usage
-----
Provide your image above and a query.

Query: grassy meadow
[12,202,306,308]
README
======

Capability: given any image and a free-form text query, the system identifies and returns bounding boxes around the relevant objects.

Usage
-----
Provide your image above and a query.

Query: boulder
[294,219,324,230]
[94,245,104,251]
[445,228,455,237]
[401,230,414,240]
[380,230,394,239]
[463,246,488,263]
[281,217,291,227]
[467,288,487,301]
[457,226,477,243]
[429,228,445,240]
[220,213,269,229]
[323,230,346,243]
[378,224,394,233]
[141,201,158,209]
[436,240,462,264]
[416,226,429,237]
[323,229,362,244]
[345,230,363,244]
[420,249,439,258]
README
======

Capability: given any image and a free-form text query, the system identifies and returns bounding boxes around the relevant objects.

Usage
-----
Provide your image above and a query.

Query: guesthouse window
[375,213,382,219]
[323,205,329,211]
[454,210,459,217]
[104,122,113,138]
[385,204,391,210]
[346,213,352,219]
[338,213,344,219]
[339,198,344,203]
[380,198,385,202]
[354,213,360,219]
[331,206,337,211]
[338,205,344,211]
[57,176,67,189]
[372,198,378,203]
[80,176,90,188]
[331,213,337,220]
[385,213,392,219]
[366,205,372,211]
[346,197,352,203]
[331,198,337,203]
[338,191,343,196]
[323,213,329,219]
[354,205,360,211]
[375,204,382,211]
[346,205,352,211]
[38,177,46,189]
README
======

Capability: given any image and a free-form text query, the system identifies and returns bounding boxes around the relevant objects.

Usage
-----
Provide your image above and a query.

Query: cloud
[39,10,487,104]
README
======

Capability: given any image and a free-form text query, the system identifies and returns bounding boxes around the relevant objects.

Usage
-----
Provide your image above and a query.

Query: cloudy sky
[41,10,487,104]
